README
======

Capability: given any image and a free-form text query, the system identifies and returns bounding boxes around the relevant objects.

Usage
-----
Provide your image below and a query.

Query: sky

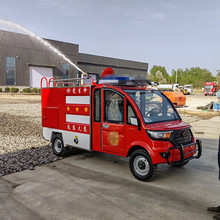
[0,0,219,76]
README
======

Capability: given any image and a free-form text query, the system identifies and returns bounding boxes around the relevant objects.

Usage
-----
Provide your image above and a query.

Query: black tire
[129,149,157,181]
[171,161,189,167]
[52,134,66,157]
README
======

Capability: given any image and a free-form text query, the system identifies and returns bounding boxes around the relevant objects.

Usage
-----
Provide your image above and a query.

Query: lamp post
[176,69,178,84]
[217,70,220,84]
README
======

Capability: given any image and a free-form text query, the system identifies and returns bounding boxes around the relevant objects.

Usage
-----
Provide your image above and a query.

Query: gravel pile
[0,145,61,176]
[0,97,204,177]
[0,101,55,176]
[0,103,49,155]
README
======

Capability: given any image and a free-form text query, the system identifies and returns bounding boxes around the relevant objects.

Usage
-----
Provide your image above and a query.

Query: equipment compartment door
[102,90,125,154]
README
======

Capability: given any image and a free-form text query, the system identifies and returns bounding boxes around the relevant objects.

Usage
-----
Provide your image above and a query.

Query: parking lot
[0,93,220,220]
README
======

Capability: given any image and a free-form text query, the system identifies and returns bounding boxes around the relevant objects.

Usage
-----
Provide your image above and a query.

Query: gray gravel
[0,103,49,155]
[0,145,61,176]
[0,100,56,176]
[0,96,206,177]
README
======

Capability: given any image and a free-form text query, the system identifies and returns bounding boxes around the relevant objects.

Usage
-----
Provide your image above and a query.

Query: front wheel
[129,149,157,181]
[52,134,66,157]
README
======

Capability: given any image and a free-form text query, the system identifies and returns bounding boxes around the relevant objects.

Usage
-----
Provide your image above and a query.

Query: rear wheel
[129,149,157,181]
[52,134,66,157]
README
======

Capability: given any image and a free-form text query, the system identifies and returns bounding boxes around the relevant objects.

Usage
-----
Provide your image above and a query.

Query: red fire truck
[41,69,202,181]
[204,82,220,96]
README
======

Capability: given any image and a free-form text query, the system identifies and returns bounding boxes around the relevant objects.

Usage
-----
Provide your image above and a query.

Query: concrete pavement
[0,117,220,220]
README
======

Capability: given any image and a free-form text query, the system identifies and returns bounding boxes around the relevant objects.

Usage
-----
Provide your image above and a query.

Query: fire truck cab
[204,82,220,96]
[41,71,202,181]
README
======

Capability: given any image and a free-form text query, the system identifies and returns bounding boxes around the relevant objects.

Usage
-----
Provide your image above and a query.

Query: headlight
[147,130,173,140]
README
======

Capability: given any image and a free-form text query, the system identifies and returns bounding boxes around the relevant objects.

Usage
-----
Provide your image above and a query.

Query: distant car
[179,85,183,92]
[183,85,193,95]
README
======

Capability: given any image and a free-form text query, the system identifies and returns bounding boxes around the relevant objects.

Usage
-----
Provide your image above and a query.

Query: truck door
[102,89,125,154]
[92,88,102,151]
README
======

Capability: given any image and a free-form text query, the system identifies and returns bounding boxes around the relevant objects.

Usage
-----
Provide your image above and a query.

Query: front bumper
[165,139,202,166]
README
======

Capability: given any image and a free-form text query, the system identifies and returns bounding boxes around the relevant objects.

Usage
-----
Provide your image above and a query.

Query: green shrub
[22,88,31,93]
[0,88,2,92]
[10,87,19,93]
[5,87,10,92]
[31,87,40,93]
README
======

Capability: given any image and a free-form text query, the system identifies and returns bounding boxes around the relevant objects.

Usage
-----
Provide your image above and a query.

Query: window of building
[6,57,16,85]
[62,63,69,79]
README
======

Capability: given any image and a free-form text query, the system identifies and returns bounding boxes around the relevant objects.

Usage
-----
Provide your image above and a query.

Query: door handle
[102,124,109,129]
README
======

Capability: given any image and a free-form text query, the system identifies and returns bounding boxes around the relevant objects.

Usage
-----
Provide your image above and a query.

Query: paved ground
[184,93,218,111]
[178,93,220,117]
[0,94,220,220]
[0,115,220,218]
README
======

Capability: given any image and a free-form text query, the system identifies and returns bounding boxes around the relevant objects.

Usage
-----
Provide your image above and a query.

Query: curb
[0,93,40,97]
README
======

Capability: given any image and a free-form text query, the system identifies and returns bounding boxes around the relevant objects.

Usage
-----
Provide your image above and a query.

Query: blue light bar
[98,75,151,86]
[102,76,130,80]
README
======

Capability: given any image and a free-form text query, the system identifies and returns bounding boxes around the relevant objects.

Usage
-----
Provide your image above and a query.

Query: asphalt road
[0,116,220,220]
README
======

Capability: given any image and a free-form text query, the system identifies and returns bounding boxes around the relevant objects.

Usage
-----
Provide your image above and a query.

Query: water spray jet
[0,19,87,76]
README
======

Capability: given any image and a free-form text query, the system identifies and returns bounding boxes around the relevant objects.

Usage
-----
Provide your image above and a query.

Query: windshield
[124,89,180,124]
[205,85,213,89]
[204,85,213,92]
[184,85,192,89]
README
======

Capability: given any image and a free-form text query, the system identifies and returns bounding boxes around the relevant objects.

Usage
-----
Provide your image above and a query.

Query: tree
[156,70,167,83]
[171,67,216,88]
[149,65,171,83]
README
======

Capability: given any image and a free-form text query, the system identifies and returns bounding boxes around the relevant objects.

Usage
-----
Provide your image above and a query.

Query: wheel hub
[138,160,146,170]
[57,142,61,149]
[133,155,150,176]
[54,139,62,153]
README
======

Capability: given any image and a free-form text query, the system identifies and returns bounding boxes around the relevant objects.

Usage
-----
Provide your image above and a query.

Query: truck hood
[145,120,190,131]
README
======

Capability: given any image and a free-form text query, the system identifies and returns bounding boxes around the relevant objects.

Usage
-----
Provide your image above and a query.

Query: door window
[94,89,101,122]
[104,90,124,123]
[127,102,137,124]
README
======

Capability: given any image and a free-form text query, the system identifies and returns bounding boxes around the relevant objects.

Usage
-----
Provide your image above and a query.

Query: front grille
[205,88,211,93]
[171,129,193,146]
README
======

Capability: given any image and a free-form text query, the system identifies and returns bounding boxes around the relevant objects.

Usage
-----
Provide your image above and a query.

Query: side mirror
[130,117,138,126]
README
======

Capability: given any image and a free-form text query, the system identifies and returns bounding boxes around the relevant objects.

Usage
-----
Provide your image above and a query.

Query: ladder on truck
[40,75,95,88]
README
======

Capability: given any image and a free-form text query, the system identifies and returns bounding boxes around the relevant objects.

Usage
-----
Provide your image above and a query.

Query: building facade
[0,30,148,88]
